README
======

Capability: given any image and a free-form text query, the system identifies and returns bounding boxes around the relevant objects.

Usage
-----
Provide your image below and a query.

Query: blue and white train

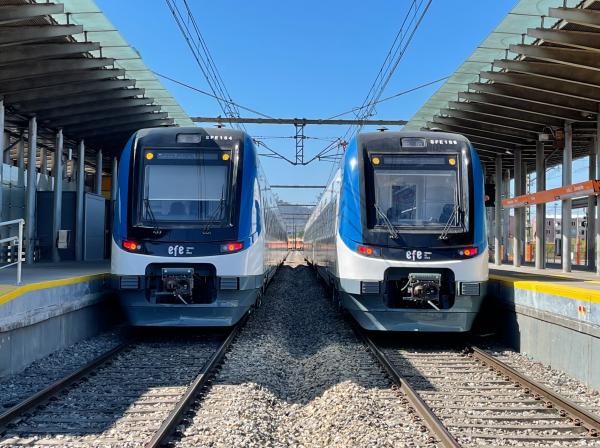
[304,131,488,331]
[111,127,288,326]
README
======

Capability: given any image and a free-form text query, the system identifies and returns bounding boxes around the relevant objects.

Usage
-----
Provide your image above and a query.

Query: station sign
[502,180,600,209]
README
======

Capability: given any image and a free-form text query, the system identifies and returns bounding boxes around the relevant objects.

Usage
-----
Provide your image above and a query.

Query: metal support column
[495,155,502,265]
[536,139,546,269]
[17,129,24,170]
[0,99,3,223]
[597,108,600,275]
[25,118,37,264]
[514,148,522,267]
[588,138,597,271]
[40,147,47,175]
[52,130,63,262]
[75,141,85,261]
[563,122,573,273]
[0,97,3,154]
[503,169,510,262]
[110,157,118,254]
[521,163,527,262]
[95,149,102,195]
[3,132,9,165]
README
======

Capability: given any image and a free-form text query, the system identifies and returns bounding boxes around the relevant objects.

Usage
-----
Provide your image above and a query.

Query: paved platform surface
[0,261,111,305]
[490,263,600,300]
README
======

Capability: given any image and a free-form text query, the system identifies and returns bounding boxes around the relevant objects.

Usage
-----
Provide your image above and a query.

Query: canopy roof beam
[0,42,100,66]
[0,25,83,47]
[12,88,146,114]
[37,98,156,122]
[458,91,591,122]
[67,119,174,140]
[447,100,565,128]
[1,69,125,97]
[528,28,600,52]
[0,4,64,25]
[431,116,537,140]
[63,113,169,134]
[4,79,136,105]
[494,59,600,87]
[549,7,600,29]
[0,58,115,82]
[441,107,549,134]
[45,105,162,128]
[482,71,600,103]
[468,82,598,114]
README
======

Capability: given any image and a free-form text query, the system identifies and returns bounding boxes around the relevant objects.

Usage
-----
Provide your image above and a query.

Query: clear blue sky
[96,0,522,206]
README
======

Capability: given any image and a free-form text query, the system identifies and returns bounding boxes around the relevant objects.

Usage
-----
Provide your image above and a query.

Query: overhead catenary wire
[344,0,433,140]
[165,0,247,130]
[325,76,449,121]
[153,71,274,120]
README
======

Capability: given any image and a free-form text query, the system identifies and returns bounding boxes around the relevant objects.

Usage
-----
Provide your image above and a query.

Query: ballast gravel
[0,322,130,411]
[473,338,600,418]
[176,253,426,447]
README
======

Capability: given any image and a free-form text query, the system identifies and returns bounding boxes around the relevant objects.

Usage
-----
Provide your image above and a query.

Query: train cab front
[111,127,263,327]
[338,132,489,332]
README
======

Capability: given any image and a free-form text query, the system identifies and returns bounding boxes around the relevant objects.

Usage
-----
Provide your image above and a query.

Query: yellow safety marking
[585,280,600,285]
[489,274,600,304]
[0,273,110,307]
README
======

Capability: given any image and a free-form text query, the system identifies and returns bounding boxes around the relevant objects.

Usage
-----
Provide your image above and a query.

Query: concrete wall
[480,281,600,391]
[0,278,121,377]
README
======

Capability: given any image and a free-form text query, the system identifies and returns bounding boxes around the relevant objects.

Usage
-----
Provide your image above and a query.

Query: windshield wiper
[144,198,162,235]
[374,204,398,239]
[438,204,458,241]
[203,199,226,235]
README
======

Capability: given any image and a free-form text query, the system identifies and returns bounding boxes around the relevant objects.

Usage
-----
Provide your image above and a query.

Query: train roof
[357,130,471,146]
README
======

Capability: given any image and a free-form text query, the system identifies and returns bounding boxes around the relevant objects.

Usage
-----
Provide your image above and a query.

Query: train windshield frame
[135,149,234,228]
[368,153,469,231]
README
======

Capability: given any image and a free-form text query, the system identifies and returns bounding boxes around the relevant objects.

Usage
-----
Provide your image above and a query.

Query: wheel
[254,290,263,309]
[334,288,347,315]
[333,288,341,311]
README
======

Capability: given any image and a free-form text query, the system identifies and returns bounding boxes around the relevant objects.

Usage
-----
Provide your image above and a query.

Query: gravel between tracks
[176,255,426,448]
[472,338,600,417]
[0,323,131,411]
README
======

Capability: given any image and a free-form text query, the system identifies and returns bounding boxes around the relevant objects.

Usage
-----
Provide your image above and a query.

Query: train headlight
[220,242,243,253]
[122,240,143,252]
[457,247,478,258]
[357,245,381,257]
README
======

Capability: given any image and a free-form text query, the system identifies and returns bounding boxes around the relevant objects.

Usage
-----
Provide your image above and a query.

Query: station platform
[0,261,119,378]
[482,263,600,391]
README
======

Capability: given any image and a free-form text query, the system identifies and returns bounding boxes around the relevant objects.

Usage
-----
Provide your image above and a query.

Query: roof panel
[404,0,572,132]
[52,0,193,130]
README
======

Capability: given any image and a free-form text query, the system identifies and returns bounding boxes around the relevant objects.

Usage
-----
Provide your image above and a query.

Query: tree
[297,230,304,238]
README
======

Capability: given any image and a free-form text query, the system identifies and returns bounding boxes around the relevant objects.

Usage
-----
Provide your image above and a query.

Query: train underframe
[315,263,487,332]
[114,262,276,326]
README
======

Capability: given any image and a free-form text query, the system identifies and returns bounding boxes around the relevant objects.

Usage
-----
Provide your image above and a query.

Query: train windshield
[371,154,463,228]
[140,150,231,224]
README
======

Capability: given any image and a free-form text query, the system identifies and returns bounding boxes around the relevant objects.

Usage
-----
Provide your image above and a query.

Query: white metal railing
[0,219,24,285]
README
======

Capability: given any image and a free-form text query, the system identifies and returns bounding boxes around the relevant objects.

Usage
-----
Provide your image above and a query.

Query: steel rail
[465,342,600,437]
[0,338,136,433]
[145,313,249,448]
[352,324,461,448]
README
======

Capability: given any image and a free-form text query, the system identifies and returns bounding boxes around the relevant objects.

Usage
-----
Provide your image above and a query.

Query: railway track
[356,327,600,447]
[0,319,246,447]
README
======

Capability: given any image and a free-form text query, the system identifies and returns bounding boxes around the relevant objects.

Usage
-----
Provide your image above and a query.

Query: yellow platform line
[0,273,110,307]
[489,274,600,304]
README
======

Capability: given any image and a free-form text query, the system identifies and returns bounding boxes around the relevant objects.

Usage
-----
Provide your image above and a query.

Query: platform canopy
[0,0,193,164]
[403,0,600,176]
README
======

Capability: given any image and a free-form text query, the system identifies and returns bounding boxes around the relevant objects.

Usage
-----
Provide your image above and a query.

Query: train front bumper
[116,288,258,327]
